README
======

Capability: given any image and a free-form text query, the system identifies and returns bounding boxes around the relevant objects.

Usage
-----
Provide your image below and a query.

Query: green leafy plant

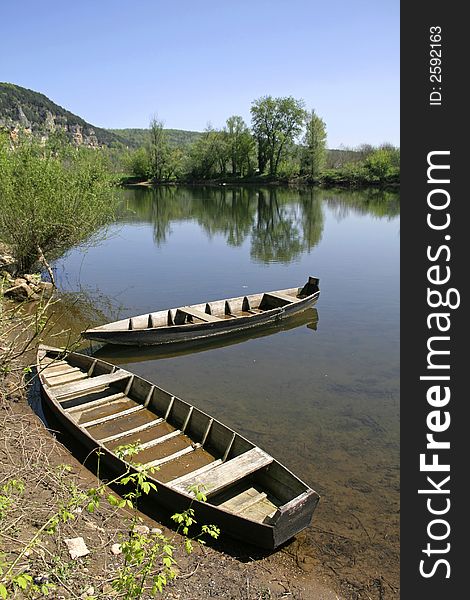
[0,440,220,599]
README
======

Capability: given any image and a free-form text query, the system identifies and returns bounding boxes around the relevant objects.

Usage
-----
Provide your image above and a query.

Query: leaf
[0,584,7,599]
[107,494,119,506]
[184,538,193,554]
[15,575,28,589]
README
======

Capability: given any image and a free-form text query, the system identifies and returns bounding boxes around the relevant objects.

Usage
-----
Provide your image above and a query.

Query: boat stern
[299,276,320,298]
[270,489,320,549]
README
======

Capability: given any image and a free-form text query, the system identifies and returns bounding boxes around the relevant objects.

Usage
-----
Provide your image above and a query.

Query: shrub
[0,133,116,275]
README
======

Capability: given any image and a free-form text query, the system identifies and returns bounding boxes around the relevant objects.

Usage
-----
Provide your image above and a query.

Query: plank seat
[98,418,164,444]
[47,371,88,386]
[264,291,296,304]
[143,443,201,469]
[54,371,130,399]
[168,459,224,487]
[66,392,127,413]
[80,404,144,428]
[172,447,273,498]
[177,307,222,323]
[139,429,181,450]
[219,488,268,514]
[43,364,81,376]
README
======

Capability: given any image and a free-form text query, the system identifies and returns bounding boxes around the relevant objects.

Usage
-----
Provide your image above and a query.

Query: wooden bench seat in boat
[53,371,131,399]
[264,291,296,303]
[176,307,222,323]
[170,447,273,498]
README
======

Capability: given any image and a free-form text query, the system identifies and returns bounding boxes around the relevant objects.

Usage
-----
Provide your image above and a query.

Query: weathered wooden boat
[37,345,320,550]
[82,277,320,347]
[93,307,319,364]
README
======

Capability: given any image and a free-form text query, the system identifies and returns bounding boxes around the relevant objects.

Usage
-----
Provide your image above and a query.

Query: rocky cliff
[0,82,124,147]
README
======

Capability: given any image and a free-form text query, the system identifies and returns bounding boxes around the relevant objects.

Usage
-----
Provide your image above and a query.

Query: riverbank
[0,297,343,599]
[0,380,342,599]
[119,173,400,191]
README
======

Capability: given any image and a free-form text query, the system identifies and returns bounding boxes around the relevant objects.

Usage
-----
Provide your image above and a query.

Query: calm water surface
[48,186,400,591]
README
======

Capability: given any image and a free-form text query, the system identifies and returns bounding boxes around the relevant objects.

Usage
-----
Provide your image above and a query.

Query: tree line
[118,95,399,186]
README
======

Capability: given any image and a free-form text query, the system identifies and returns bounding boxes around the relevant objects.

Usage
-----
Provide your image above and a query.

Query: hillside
[0,82,125,147]
[107,128,201,148]
[0,83,203,151]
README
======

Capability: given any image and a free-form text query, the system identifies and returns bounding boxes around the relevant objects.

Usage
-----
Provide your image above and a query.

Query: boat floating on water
[37,345,320,549]
[82,277,320,347]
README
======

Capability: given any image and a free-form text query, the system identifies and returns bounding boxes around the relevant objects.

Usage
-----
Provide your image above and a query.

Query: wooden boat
[93,307,319,364]
[82,277,320,347]
[37,345,320,550]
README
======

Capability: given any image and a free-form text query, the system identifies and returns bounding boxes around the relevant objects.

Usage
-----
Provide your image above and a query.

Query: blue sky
[1,0,399,148]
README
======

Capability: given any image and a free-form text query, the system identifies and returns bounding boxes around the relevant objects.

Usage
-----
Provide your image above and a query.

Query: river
[45,185,400,594]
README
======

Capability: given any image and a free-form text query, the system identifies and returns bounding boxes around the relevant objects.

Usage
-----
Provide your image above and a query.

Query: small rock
[33,575,49,585]
[111,543,122,555]
[64,537,90,559]
[4,283,35,300]
[0,254,17,275]
[80,586,94,599]
[151,527,163,536]
[133,525,150,535]
[24,273,41,284]
[35,280,54,295]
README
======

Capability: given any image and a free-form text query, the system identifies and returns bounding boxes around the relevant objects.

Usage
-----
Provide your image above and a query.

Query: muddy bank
[0,379,341,599]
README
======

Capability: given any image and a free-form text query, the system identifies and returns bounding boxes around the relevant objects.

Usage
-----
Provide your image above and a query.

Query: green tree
[163,147,184,180]
[0,134,116,277]
[250,96,306,176]
[302,110,327,179]
[148,117,169,181]
[125,147,150,178]
[187,125,228,179]
[364,145,400,182]
[225,116,254,176]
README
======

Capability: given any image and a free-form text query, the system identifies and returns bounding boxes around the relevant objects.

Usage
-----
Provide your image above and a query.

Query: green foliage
[0,443,220,599]
[276,156,301,179]
[225,116,255,176]
[0,134,117,273]
[112,527,177,598]
[147,117,169,181]
[187,126,229,179]
[107,128,201,150]
[1,83,399,187]
[321,144,400,187]
[302,110,327,179]
[363,146,400,182]
[250,95,306,176]
[0,479,24,520]
[124,147,150,178]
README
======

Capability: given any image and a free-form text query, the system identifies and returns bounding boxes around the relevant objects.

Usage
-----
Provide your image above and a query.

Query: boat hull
[37,347,320,550]
[83,290,319,347]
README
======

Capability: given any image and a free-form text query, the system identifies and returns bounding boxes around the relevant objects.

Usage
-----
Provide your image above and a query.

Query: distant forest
[0,83,399,187]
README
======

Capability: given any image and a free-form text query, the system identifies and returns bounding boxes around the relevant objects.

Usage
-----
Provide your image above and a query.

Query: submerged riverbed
[45,185,400,596]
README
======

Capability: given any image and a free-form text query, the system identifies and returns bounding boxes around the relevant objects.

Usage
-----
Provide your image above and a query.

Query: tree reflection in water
[118,185,398,264]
